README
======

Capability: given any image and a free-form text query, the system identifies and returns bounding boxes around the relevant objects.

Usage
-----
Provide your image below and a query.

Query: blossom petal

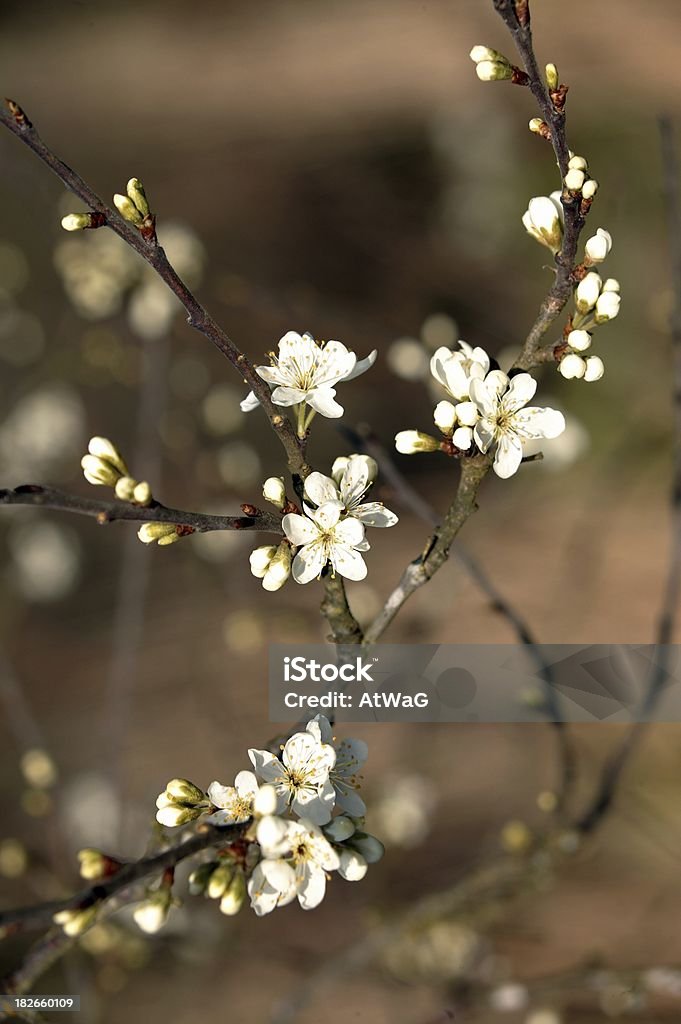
[333,515,365,547]
[269,385,308,407]
[353,502,398,528]
[306,714,333,745]
[473,419,495,453]
[502,372,537,413]
[344,348,377,381]
[514,407,566,440]
[297,863,327,909]
[207,781,236,810]
[314,340,356,385]
[304,472,340,507]
[305,387,344,418]
[234,770,259,800]
[248,749,287,787]
[340,456,370,506]
[330,546,367,581]
[337,849,368,881]
[312,501,342,532]
[292,542,327,584]
[240,390,260,412]
[260,858,297,894]
[493,432,524,478]
[429,347,452,390]
[282,513,319,547]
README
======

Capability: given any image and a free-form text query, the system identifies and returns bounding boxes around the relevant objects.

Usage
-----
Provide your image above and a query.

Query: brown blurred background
[1,1,681,1021]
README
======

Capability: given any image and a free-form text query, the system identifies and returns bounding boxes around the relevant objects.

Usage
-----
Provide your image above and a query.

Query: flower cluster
[81,436,152,506]
[395,342,565,479]
[563,153,598,200]
[249,454,398,589]
[241,331,376,435]
[147,715,381,922]
[559,264,620,381]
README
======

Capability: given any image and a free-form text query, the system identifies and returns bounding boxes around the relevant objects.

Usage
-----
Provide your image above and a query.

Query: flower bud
[564,168,585,191]
[77,848,110,881]
[133,891,171,934]
[581,179,599,200]
[132,480,152,505]
[469,45,509,65]
[262,476,286,509]
[126,177,150,218]
[219,872,246,916]
[324,816,356,843]
[81,455,120,488]
[594,291,620,324]
[262,542,292,592]
[568,155,588,171]
[558,353,586,380]
[113,193,144,224]
[137,523,180,546]
[88,436,128,473]
[475,60,513,82]
[545,63,559,90]
[114,476,137,501]
[455,401,478,427]
[584,228,612,265]
[337,849,368,881]
[61,213,94,232]
[433,400,457,436]
[188,861,219,895]
[395,430,440,455]
[332,454,377,485]
[165,778,206,804]
[452,426,474,450]
[522,195,563,253]
[575,272,602,313]
[583,355,605,382]
[53,906,98,937]
[528,117,548,136]
[252,784,278,817]
[155,803,202,827]
[350,832,385,864]
[566,329,592,352]
[602,278,620,294]
[207,861,234,900]
[249,545,276,579]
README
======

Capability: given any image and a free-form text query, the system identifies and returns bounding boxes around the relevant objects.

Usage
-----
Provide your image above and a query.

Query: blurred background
[1,1,681,1021]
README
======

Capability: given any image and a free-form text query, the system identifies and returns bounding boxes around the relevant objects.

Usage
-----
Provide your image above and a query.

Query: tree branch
[0,485,283,535]
[0,99,309,480]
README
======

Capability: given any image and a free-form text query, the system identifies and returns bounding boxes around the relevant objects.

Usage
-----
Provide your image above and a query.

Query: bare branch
[0,485,283,535]
[0,99,309,480]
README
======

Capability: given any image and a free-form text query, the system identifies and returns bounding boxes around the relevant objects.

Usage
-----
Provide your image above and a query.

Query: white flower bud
[132,480,152,506]
[81,455,120,488]
[558,353,586,380]
[433,400,457,435]
[564,168,586,191]
[207,861,233,900]
[455,401,478,427]
[331,454,377,485]
[126,177,150,218]
[584,228,612,265]
[522,195,563,253]
[602,278,620,293]
[350,832,384,864]
[53,907,98,937]
[395,430,440,454]
[137,522,180,546]
[324,816,356,843]
[188,861,217,895]
[566,329,592,352]
[77,848,109,880]
[338,849,368,881]
[545,63,559,90]
[581,179,599,200]
[262,542,292,592]
[61,213,94,232]
[155,803,202,827]
[452,426,474,450]
[114,476,137,501]
[583,356,605,382]
[469,45,509,65]
[475,60,513,82]
[575,272,602,313]
[594,291,620,323]
[262,476,286,509]
[529,117,546,135]
[219,872,246,916]
[165,778,205,803]
[88,436,128,473]
[253,784,278,817]
[113,193,144,224]
[133,892,171,934]
[568,155,588,171]
[249,545,276,579]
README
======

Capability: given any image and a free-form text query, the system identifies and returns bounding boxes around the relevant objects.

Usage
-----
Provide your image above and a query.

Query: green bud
[113,193,144,225]
[126,177,150,218]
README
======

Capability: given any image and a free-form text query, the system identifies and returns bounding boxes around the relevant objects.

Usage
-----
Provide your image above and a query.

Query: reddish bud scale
[511,67,530,87]
[176,525,195,537]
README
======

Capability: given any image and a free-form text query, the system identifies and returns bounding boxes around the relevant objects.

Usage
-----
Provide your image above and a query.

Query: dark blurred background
[1,2,681,1021]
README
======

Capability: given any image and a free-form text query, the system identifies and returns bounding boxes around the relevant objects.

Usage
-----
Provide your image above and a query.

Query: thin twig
[576,118,681,833]
[0,99,308,480]
[0,485,283,534]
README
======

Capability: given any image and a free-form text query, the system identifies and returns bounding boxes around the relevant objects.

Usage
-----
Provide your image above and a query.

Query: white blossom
[249,816,340,914]
[307,714,368,816]
[558,353,587,380]
[522,193,564,253]
[430,341,490,402]
[583,355,605,382]
[262,476,286,509]
[282,503,369,583]
[240,330,376,419]
[205,770,260,825]
[470,371,565,479]
[303,455,398,530]
[249,730,336,824]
